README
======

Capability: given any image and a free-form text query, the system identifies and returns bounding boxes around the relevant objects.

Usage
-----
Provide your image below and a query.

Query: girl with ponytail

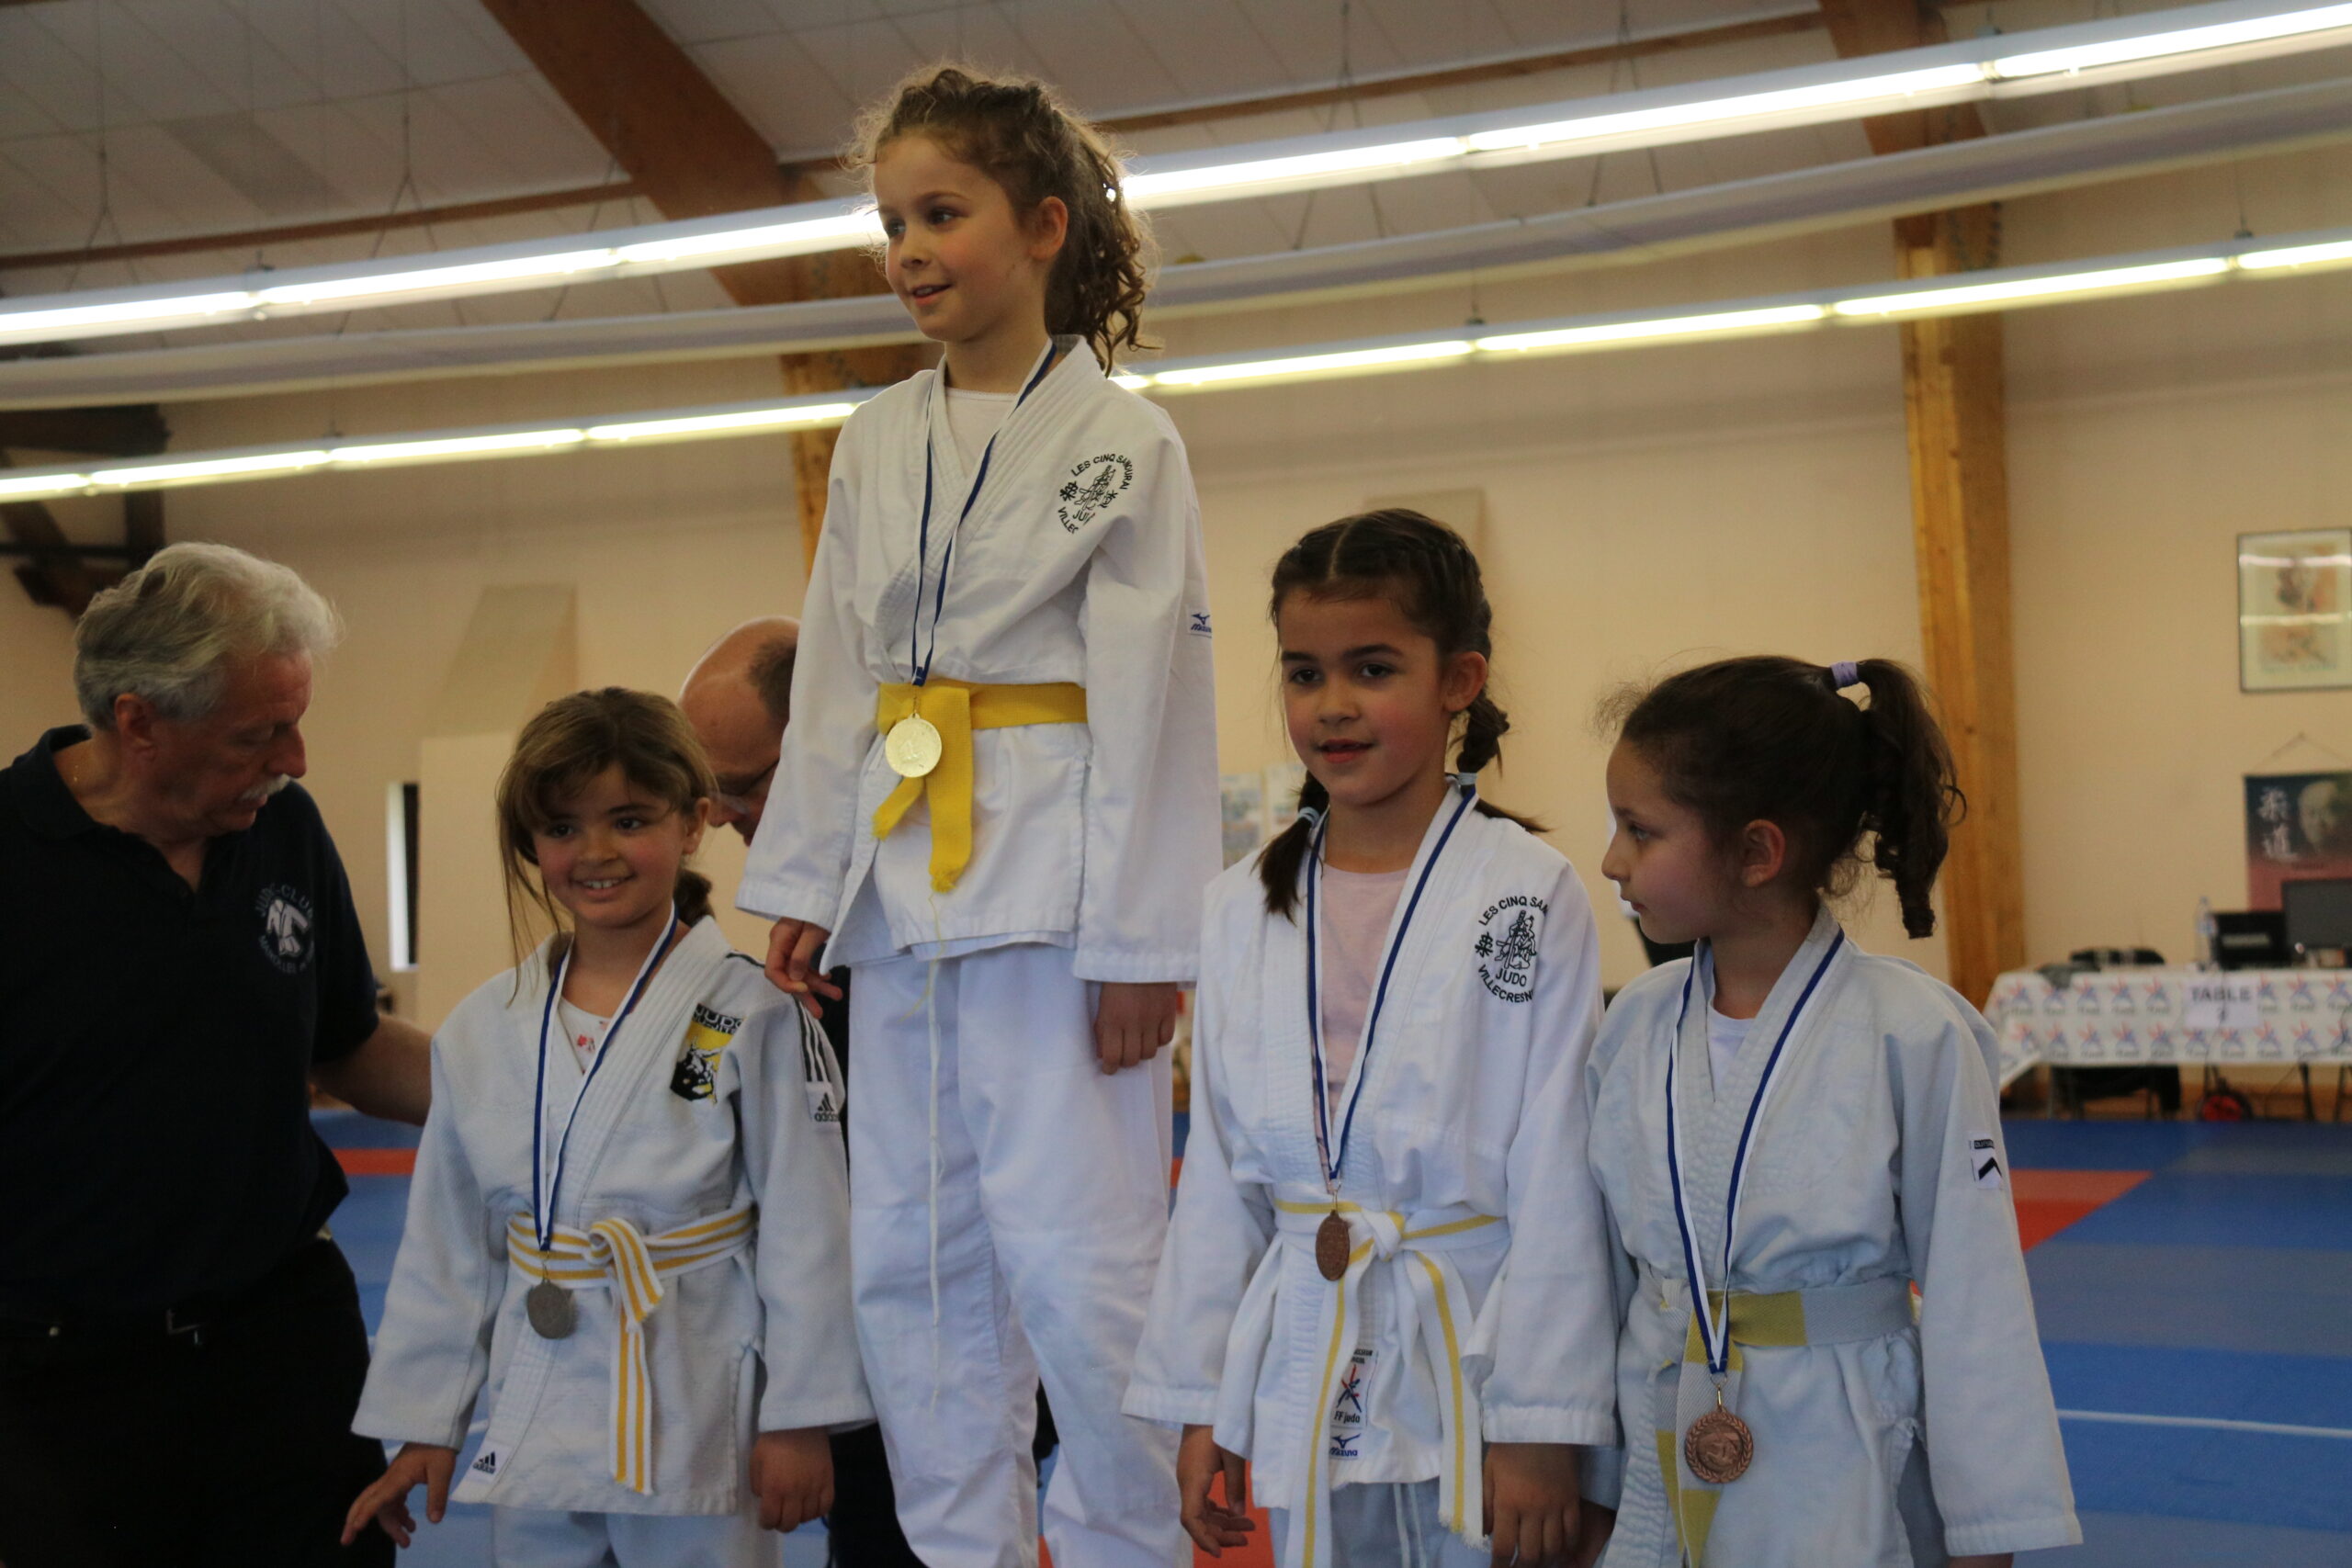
[1585,658,2077,1567]
[1129,511,1620,1568]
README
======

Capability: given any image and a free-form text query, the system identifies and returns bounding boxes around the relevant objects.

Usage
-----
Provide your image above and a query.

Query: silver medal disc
[885,715,944,778]
[526,1279,576,1340]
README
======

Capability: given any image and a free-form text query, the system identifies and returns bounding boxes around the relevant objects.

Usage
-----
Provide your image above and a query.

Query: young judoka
[1125,511,1619,1568]
[344,689,868,1565]
[1590,656,2079,1567]
[741,65,1218,1568]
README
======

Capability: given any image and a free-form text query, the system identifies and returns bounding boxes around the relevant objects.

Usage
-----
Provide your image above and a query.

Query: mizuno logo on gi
[1474,895,1547,1003]
[1189,611,1213,637]
[1057,452,1134,532]
[669,1004,741,1101]
[254,885,315,975]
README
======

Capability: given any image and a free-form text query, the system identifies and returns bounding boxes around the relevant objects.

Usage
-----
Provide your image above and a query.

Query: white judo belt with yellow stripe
[1226,1192,1505,1568]
[504,1202,755,1493]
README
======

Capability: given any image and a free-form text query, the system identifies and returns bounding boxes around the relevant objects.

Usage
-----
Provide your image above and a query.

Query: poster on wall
[2239,529,2352,692]
[2245,771,2352,908]
[1218,762,1312,868]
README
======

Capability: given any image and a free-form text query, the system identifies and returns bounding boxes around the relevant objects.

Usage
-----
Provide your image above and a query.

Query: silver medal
[885,715,944,778]
[526,1278,575,1339]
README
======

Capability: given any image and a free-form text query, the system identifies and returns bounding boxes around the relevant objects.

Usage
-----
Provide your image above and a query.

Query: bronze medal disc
[1683,1408,1754,1484]
[1314,1211,1351,1281]
[884,716,944,779]
[526,1279,576,1340]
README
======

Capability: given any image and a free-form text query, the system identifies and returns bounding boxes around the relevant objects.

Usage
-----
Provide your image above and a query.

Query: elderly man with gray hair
[0,542,429,1568]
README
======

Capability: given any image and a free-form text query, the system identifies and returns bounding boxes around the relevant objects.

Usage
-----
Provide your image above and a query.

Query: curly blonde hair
[850,64,1154,367]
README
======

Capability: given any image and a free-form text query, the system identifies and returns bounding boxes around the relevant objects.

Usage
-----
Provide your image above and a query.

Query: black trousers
[0,1237,392,1568]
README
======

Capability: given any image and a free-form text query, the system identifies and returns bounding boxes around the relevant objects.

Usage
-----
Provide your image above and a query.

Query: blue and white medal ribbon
[526,915,680,1338]
[1662,929,1844,1479]
[1304,774,1477,1277]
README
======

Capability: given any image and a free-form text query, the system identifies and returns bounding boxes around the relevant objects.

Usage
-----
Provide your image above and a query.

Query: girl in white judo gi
[345,690,869,1566]
[1126,510,1620,1568]
[1589,656,2079,1567]
[740,66,1218,1568]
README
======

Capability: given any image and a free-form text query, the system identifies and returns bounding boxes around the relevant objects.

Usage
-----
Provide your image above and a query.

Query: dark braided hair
[851,65,1153,368]
[1604,656,1963,938]
[1258,509,1539,919]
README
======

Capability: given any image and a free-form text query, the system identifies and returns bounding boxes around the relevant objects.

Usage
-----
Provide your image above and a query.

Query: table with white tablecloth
[1983,966,2352,1112]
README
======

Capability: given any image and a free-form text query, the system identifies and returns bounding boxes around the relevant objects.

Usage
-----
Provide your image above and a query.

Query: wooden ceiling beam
[0,403,169,457]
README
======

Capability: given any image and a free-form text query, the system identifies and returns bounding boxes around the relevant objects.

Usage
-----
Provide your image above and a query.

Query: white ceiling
[0,0,2343,346]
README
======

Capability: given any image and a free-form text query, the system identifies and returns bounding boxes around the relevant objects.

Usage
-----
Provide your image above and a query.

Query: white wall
[7,144,2352,1018]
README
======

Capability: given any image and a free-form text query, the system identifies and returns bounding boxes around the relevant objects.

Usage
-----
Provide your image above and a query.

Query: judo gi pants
[0,1235,392,1568]
[848,943,1183,1568]
[491,1505,774,1567]
[1266,1480,1487,1568]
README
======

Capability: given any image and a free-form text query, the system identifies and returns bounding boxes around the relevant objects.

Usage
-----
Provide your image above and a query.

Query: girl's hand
[340,1441,456,1548]
[1570,1500,1615,1568]
[763,919,842,1011]
[1484,1442,1582,1567]
[751,1427,835,1532]
[1178,1424,1254,1558]
[1094,981,1180,1073]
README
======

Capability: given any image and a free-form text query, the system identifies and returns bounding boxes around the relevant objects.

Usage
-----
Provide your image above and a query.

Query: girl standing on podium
[740,65,1218,1568]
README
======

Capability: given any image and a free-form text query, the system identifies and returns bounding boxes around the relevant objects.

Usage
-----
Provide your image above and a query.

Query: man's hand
[1178,1424,1254,1558]
[340,1441,455,1548]
[312,1014,432,1125]
[1093,981,1180,1073]
[1485,1442,1582,1567]
[763,919,843,1013]
[751,1427,834,1532]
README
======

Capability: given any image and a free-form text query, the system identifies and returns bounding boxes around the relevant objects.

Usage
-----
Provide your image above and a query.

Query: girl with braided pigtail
[1588,656,2078,1566]
[1128,510,1621,1568]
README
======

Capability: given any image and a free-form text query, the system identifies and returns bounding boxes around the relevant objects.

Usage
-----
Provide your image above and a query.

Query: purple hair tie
[1830,660,1861,690]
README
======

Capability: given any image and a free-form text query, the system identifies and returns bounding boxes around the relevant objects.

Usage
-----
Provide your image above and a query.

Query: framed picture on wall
[2239,529,2352,692]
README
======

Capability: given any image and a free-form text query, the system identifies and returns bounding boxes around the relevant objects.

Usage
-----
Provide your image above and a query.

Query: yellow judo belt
[1645,1269,1914,1565]
[873,677,1088,892]
[504,1203,756,1494]
[1271,1195,1504,1568]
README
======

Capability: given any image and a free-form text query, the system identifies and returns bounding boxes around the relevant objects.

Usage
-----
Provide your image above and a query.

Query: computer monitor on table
[2281,877,2352,956]
[2214,910,2287,970]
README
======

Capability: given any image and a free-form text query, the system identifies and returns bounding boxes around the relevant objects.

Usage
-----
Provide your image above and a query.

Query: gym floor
[319,1111,2352,1567]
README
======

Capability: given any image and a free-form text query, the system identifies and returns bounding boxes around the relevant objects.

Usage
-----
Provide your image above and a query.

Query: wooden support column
[1822,0,2025,1004]
[480,0,922,573]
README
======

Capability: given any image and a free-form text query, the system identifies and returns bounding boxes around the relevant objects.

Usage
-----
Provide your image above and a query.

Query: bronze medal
[1683,1407,1754,1484]
[1315,1210,1351,1281]
[526,1278,576,1340]
[884,716,943,778]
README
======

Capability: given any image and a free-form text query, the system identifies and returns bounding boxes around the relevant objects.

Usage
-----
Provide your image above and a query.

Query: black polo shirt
[0,727,379,1314]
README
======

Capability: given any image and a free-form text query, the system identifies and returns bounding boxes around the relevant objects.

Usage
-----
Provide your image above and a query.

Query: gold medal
[885,715,943,778]
[1315,1210,1351,1281]
[526,1276,576,1340]
[1683,1404,1754,1484]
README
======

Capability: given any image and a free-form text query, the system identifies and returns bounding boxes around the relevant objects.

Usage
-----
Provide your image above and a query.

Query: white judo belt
[1226,1192,1505,1568]
[503,1202,755,1494]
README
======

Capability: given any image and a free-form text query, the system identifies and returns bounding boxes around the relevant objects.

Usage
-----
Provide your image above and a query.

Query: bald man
[680,616,799,845]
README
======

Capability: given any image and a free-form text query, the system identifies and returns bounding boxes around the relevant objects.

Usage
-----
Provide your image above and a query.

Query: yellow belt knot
[873,677,1088,892]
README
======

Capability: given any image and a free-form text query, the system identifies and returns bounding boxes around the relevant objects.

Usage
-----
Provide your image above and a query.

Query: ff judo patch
[1329,1348,1374,1459]
[254,885,315,974]
[1474,895,1547,1002]
[1971,1134,2006,1190]
[1057,452,1133,532]
[669,1004,741,1101]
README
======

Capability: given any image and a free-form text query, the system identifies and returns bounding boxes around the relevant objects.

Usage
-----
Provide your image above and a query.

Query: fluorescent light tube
[0,473,89,499]
[1466,64,1988,153]
[256,250,618,307]
[1832,258,2231,316]
[0,290,256,336]
[1125,138,1468,204]
[1148,340,1474,388]
[1476,304,1828,352]
[92,451,333,486]
[333,430,585,462]
[615,213,881,265]
[1992,2,2352,78]
[584,404,860,441]
[2237,236,2352,268]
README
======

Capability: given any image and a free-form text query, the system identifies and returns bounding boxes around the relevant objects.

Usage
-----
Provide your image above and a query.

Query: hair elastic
[1829,660,1862,691]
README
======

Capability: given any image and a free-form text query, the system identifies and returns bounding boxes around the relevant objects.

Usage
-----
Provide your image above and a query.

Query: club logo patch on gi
[1057,452,1133,532]
[669,1004,741,1101]
[1971,1134,2006,1190]
[1474,895,1547,1003]
[254,885,315,974]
